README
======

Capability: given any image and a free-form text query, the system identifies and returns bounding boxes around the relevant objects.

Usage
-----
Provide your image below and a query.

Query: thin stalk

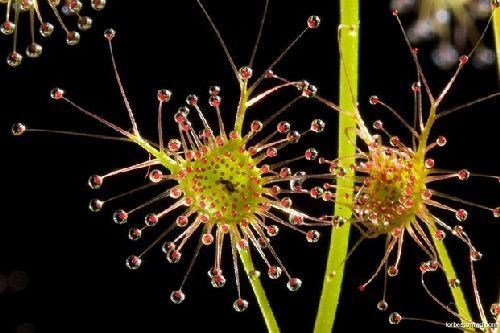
[313,1,359,332]
[431,233,473,323]
[494,7,500,76]
[239,250,280,333]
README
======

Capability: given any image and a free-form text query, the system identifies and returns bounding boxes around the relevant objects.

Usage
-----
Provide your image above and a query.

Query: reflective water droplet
[389,312,402,324]
[66,31,80,45]
[78,16,93,30]
[233,298,249,312]
[305,148,318,160]
[113,209,128,224]
[266,224,279,236]
[436,136,447,147]
[490,303,500,316]
[209,85,221,96]
[128,228,142,241]
[162,242,176,253]
[377,300,388,311]
[239,66,253,80]
[91,0,106,10]
[306,230,320,243]
[167,250,182,263]
[88,175,102,189]
[1,21,15,35]
[424,158,434,169]
[170,290,185,304]
[39,22,54,37]
[470,250,482,261]
[12,123,26,136]
[7,52,22,67]
[310,119,325,133]
[287,277,302,291]
[125,255,141,270]
[387,265,399,277]
[50,87,65,100]
[493,207,500,218]
[268,266,282,279]
[457,169,470,181]
[449,278,460,288]
[25,43,42,58]
[145,213,158,227]
[209,95,221,107]
[211,274,226,288]
[455,209,468,222]
[369,95,379,105]
[157,89,172,102]
[434,229,445,241]
[89,199,103,212]
[307,15,321,29]
[276,121,290,134]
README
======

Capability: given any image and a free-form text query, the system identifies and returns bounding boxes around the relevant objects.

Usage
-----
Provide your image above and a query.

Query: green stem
[431,231,473,323]
[494,7,500,76]
[313,1,359,332]
[238,250,280,333]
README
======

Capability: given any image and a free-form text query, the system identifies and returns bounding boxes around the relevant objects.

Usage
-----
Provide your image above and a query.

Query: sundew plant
[5,0,500,332]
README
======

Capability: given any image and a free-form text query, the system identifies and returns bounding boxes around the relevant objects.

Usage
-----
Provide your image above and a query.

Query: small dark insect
[219,179,237,193]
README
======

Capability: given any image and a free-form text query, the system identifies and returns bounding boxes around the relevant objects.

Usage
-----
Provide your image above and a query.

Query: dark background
[1,1,499,332]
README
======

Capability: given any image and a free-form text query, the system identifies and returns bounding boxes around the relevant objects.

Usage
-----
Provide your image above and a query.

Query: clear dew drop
[112,209,128,224]
[50,87,65,100]
[162,242,176,254]
[239,66,253,80]
[145,213,159,227]
[455,209,468,222]
[307,15,321,29]
[77,16,93,30]
[167,250,182,263]
[211,274,226,288]
[387,265,399,277]
[233,298,249,312]
[7,52,22,67]
[305,148,318,161]
[91,0,106,10]
[11,123,26,136]
[25,43,43,58]
[1,21,15,35]
[306,230,320,243]
[125,255,141,270]
[286,278,302,291]
[490,303,500,317]
[448,278,460,288]
[310,119,325,133]
[388,312,402,325]
[377,300,388,311]
[128,228,142,241]
[170,290,185,304]
[470,250,483,262]
[88,199,104,212]
[39,22,54,37]
[66,31,81,45]
[87,175,102,189]
[268,266,282,279]
[276,121,290,134]
[157,89,172,102]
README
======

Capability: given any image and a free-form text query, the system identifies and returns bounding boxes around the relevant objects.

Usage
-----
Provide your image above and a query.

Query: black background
[1,1,499,332]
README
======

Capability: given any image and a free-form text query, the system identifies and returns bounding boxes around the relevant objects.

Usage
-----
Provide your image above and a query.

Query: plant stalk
[239,250,280,333]
[494,6,500,76]
[313,1,359,332]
